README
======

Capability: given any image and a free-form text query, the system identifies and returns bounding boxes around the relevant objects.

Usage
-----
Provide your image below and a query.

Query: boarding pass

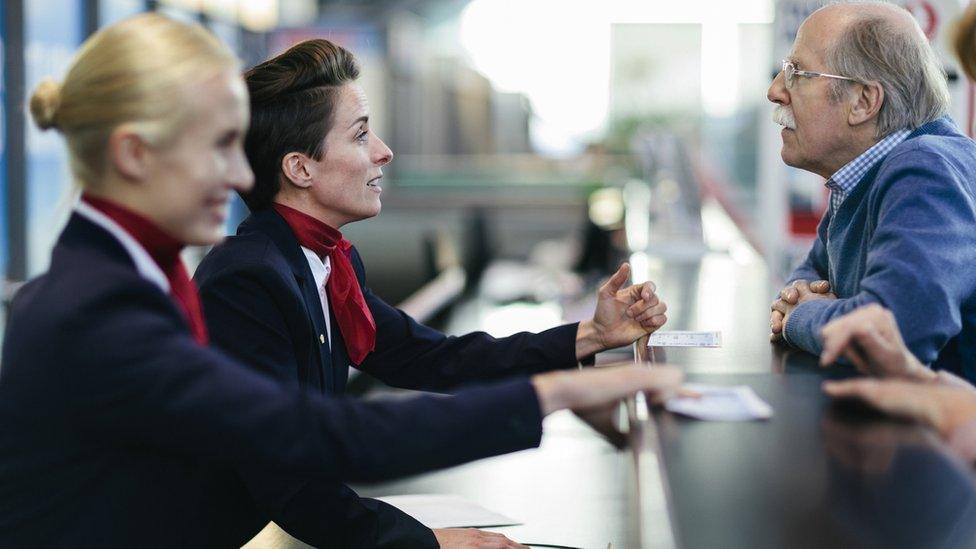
[647,330,722,348]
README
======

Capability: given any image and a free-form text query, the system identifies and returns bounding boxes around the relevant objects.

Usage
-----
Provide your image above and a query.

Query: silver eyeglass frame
[781,59,858,88]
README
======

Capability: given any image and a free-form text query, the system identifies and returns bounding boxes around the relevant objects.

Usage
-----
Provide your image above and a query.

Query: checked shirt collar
[825,128,910,216]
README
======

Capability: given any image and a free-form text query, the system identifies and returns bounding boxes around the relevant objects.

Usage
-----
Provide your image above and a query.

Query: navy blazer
[0,214,544,547]
[193,208,580,547]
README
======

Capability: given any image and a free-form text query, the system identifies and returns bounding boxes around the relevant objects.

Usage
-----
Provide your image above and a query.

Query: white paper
[376,494,521,529]
[665,383,773,421]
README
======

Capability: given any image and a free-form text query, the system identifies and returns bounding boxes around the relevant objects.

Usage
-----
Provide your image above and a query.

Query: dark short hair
[241,39,359,211]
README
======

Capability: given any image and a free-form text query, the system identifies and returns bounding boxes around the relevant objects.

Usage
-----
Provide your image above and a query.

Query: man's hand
[770,279,835,342]
[576,263,667,359]
[819,304,932,379]
[823,378,976,438]
[432,528,527,548]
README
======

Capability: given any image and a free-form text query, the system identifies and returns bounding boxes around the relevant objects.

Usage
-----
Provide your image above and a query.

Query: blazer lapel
[238,210,335,393]
[328,303,350,393]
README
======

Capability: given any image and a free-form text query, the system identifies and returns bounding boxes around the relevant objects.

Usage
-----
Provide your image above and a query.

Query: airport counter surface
[245,250,976,549]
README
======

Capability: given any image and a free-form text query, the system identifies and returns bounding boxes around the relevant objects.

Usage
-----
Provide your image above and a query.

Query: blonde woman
[0,14,682,547]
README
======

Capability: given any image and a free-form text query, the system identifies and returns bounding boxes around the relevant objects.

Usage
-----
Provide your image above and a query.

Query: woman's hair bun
[30,79,63,131]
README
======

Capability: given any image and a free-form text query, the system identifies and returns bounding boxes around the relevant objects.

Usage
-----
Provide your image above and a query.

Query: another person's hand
[432,528,527,548]
[577,263,667,359]
[770,279,835,342]
[532,363,682,416]
[819,304,932,380]
[823,378,976,438]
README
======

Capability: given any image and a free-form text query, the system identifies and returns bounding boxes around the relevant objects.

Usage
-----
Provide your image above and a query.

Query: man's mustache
[772,105,797,130]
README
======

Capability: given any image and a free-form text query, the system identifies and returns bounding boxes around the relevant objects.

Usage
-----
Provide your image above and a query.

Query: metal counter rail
[626,333,679,549]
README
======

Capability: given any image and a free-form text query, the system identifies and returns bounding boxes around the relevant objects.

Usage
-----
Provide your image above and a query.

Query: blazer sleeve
[61,280,544,483]
[350,249,580,391]
[784,150,976,361]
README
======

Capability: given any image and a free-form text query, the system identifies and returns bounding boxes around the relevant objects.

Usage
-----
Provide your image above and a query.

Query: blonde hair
[28,13,239,188]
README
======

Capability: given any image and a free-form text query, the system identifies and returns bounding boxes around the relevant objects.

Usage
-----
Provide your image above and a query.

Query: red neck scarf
[82,193,209,346]
[271,203,376,364]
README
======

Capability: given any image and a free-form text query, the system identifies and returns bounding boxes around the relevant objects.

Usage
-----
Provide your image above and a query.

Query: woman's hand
[432,528,527,548]
[576,263,667,359]
[531,363,682,416]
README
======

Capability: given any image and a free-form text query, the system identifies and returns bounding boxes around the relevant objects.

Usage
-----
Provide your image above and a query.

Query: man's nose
[767,70,789,106]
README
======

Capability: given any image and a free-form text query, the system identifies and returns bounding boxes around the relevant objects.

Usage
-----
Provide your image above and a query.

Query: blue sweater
[785,116,976,382]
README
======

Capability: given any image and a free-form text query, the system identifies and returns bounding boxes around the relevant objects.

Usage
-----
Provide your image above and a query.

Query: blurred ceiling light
[588,187,625,229]
[628,251,658,284]
[623,179,651,252]
[239,0,278,32]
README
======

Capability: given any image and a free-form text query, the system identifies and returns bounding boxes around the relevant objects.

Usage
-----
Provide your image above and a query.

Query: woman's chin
[355,204,382,222]
[182,225,226,247]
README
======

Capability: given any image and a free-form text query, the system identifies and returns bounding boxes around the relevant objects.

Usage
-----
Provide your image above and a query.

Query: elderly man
[767,1,976,382]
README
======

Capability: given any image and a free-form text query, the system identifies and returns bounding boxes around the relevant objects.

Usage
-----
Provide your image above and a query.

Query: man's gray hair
[824,2,949,137]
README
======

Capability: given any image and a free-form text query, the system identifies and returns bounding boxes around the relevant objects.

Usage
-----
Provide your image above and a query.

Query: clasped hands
[769,279,836,342]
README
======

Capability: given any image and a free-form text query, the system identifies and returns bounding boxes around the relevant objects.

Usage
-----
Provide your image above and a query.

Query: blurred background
[1,0,972,340]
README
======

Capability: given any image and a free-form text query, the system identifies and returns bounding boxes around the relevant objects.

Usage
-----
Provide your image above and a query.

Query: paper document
[376,494,521,529]
[665,383,773,421]
[647,330,722,347]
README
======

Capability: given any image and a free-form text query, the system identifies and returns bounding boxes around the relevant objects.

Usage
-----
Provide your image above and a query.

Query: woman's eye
[356,129,369,142]
[217,131,238,147]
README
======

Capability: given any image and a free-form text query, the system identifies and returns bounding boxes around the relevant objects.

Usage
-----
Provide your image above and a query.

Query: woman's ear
[281,152,314,189]
[107,124,151,182]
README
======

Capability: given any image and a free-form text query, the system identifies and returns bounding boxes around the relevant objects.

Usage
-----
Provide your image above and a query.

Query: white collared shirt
[75,200,170,294]
[302,246,333,350]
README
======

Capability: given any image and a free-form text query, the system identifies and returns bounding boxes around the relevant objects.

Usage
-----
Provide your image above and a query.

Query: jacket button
[319,334,326,344]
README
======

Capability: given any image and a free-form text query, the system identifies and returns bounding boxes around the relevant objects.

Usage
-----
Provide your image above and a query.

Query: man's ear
[107,124,151,182]
[849,80,884,127]
[281,152,314,189]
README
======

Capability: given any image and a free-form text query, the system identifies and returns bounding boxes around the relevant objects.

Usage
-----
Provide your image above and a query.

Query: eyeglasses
[781,59,857,89]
